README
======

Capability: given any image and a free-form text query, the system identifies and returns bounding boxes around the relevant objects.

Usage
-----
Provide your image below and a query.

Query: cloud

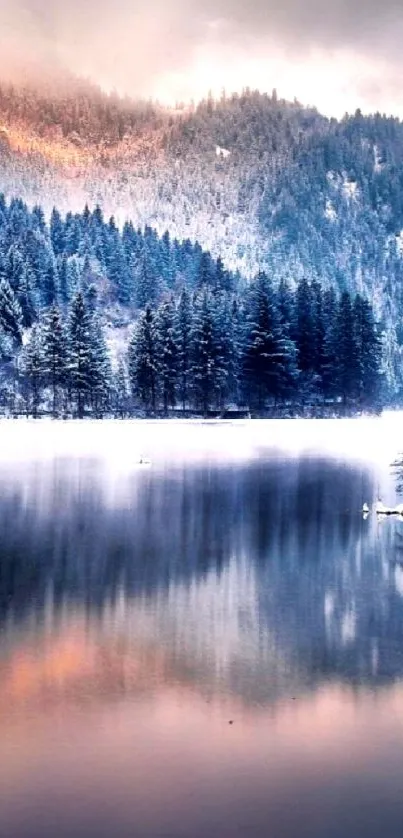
[0,0,403,114]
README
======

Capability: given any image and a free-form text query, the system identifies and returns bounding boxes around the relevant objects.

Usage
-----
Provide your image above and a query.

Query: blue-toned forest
[0,196,382,417]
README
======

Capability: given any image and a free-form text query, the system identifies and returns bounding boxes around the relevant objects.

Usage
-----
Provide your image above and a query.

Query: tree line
[0,276,381,419]
[0,196,382,417]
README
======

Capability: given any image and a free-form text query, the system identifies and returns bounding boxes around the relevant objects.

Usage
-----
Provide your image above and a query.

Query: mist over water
[1,417,403,837]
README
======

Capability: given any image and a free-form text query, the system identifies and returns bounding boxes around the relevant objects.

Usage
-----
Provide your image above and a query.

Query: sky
[0,0,403,116]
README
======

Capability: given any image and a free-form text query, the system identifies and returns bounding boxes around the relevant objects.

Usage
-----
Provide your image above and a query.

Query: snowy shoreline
[0,412,400,468]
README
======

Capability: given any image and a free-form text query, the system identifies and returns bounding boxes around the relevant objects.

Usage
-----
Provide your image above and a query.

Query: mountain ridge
[1,78,403,392]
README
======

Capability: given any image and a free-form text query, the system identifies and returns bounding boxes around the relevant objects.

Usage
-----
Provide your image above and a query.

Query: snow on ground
[215,145,231,159]
[342,176,358,200]
[0,413,401,471]
[374,144,385,174]
[325,199,337,221]
[105,323,132,368]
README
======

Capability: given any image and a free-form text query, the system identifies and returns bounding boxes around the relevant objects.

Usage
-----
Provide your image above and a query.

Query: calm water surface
[1,418,403,838]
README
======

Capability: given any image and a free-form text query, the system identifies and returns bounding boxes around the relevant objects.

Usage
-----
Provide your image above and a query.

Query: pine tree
[156,298,178,414]
[58,255,70,307]
[5,244,25,292]
[243,273,291,410]
[31,205,46,234]
[21,324,44,418]
[88,315,112,417]
[17,264,38,328]
[66,292,94,418]
[128,305,159,414]
[42,252,59,308]
[353,294,383,409]
[107,239,132,305]
[197,251,216,289]
[176,288,193,411]
[228,297,243,406]
[191,290,219,415]
[277,278,294,333]
[311,279,326,384]
[336,291,360,408]
[321,287,339,401]
[66,257,81,300]
[294,277,316,382]
[113,358,130,418]
[135,251,161,309]
[41,305,67,417]
[50,208,66,256]
[0,278,23,345]
[212,293,236,410]
[276,279,299,402]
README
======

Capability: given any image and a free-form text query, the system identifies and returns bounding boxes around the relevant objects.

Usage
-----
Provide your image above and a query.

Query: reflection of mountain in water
[2,454,403,706]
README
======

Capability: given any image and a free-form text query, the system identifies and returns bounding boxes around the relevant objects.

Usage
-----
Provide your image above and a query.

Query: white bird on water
[137,454,151,466]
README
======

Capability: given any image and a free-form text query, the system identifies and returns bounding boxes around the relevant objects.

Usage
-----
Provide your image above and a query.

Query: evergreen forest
[0,196,382,418]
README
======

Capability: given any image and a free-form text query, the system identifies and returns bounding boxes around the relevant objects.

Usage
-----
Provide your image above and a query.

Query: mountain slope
[1,80,403,391]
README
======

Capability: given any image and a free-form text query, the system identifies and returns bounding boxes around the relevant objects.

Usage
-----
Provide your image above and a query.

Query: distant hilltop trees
[0,195,383,418]
[0,127,10,151]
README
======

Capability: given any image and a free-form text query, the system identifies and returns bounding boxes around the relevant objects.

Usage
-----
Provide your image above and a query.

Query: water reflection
[2,441,403,837]
[1,451,402,705]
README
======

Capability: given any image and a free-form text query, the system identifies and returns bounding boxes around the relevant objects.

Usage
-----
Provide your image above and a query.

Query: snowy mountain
[0,78,403,392]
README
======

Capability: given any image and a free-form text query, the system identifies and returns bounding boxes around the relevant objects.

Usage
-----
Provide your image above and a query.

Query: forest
[0,196,382,418]
[1,83,403,400]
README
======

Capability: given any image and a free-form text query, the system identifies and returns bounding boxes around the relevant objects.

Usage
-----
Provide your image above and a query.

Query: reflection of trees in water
[3,455,403,702]
[0,457,372,611]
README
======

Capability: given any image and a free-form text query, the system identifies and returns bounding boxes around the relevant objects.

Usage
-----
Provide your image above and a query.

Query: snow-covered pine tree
[5,244,25,293]
[176,288,193,412]
[88,314,112,417]
[31,205,46,234]
[353,294,383,410]
[66,257,81,301]
[156,297,178,414]
[276,278,299,402]
[41,305,68,417]
[108,239,132,305]
[41,252,59,308]
[311,279,326,387]
[294,277,316,384]
[128,304,160,415]
[211,293,234,410]
[50,208,66,256]
[17,263,38,328]
[321,287,339,401]
[277,278,294,334]
[197,251,216,289]
[113,358,130,418]
[0,278,23,345]
[336,290,361,408]
[57,254,70,307]
[228,297,243,407]
[242,272,291,410]
[190,289,219,415]
[135,249,162,309]
[66,292,94,419]
[21,324,44,418]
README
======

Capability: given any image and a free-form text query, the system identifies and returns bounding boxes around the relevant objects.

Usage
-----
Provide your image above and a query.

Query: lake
[1,415,403,838]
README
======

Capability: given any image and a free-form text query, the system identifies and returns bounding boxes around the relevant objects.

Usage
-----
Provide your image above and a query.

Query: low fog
[0,0,403,115]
